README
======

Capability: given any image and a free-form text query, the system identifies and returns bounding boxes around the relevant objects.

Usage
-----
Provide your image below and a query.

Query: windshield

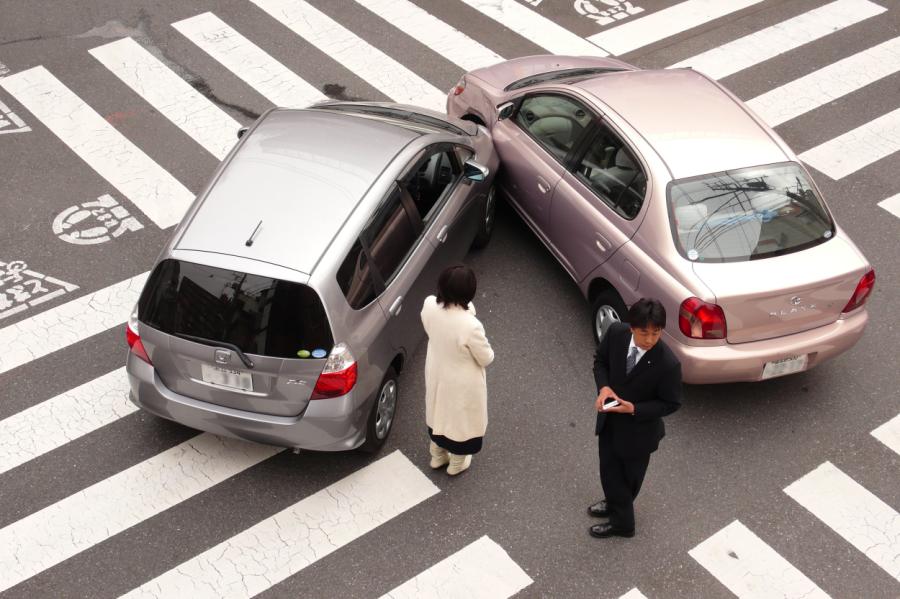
[504,67,625,91]
[668,163,835,263]
[139,259,333,359]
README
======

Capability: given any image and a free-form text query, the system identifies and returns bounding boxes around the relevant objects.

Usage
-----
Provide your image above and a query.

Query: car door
[492,93,594,234]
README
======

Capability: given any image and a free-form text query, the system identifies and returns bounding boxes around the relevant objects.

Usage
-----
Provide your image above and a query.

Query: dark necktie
[626,346,639,375]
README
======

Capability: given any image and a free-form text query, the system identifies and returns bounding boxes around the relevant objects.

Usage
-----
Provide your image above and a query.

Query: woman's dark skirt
[428,427,483,455]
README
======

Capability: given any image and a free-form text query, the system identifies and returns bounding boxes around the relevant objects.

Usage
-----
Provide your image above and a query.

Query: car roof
[573,69,788,179]
[176,108,421,275]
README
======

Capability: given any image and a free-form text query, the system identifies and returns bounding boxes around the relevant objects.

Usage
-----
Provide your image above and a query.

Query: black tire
[591,288,628,346]
[359,367,399,453]
[470,185,497,250]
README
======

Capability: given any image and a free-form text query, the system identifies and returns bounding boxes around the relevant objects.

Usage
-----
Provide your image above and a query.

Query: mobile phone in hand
[602,398,620,410]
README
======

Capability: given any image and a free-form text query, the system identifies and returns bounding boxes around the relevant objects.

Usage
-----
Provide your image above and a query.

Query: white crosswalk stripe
[689,520,830,599]
[669,0,886,79]
[172,12,327,109]
[619,589,650,599]
[784,462,900,583]
[248,0,445,111]
[89,37,241,160]
[799,106,900,179]
[872,413,900,454]
[0,66,194,229]
[379,536,532,599]
[876,192,900,220]
[0,434,280,593]
[120,450,438,599]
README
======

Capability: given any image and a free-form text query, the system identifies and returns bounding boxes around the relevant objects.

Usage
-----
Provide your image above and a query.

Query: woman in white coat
[420,265,494,475]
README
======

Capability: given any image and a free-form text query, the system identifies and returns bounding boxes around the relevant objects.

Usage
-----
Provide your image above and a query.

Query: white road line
[0,66,193,229]
[249,0,445,111]
[589,0,765,56]
[619,590,650,599]
[799,106,900,179]
[379,536,532,599]
[120,451,438,599]
[872,413,900,454]
[351,0,504,72]
[0,368,134,476]
[458,0,609,57]
[747,36,900,127]
[90,38,241,161]
[0,434,279,594]
[0,272,148,376]
[669,0,886,79]
[785,462,900,583]
[172,12,326,109]
[689,520,830,599]
[877,193,900,220]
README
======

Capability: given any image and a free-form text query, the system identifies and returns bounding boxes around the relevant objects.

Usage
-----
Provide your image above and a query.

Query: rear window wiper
[171,332,255,369]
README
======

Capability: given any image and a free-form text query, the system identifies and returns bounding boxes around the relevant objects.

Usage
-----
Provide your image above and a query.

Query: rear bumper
[126,355,370,451]
[671,308,868,384]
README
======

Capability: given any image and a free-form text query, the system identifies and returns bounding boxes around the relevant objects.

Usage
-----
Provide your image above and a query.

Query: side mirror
[463,159,489,182]
[237,127,249,139]
[497,102,515,121]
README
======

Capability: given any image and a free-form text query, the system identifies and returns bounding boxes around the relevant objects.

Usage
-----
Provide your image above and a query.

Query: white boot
[429,442,450,469]
[446,453,472,476]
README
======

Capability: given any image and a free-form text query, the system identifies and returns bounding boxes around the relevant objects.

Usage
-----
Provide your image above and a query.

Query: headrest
[614,148,636,170]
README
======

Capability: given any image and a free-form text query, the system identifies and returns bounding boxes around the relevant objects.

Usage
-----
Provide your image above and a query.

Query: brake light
[126,306,152,364]
[679,297,727,339]
[310,343,358,399]
[842,269,876,313]
[450,76,466,96]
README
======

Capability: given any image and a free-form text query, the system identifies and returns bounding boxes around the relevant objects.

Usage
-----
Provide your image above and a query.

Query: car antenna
[245,220,263,247]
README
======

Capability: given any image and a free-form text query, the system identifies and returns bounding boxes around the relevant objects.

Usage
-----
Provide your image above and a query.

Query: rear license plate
[201,364,253,391]
[762,355,808,380]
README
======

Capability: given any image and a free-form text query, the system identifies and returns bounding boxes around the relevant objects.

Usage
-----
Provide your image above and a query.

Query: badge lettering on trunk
[214,349,231,364]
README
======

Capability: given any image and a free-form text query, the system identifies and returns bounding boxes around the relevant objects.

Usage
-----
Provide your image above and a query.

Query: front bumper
[126,355,370,451]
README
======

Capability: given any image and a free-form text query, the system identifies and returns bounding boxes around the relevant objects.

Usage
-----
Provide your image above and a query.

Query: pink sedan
[448,55,875,384]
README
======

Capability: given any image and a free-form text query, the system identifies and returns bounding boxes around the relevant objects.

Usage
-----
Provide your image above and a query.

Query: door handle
[436,225,449,244]
[389,296,403,317]
[536,176,552,194]
[595,233,610,252]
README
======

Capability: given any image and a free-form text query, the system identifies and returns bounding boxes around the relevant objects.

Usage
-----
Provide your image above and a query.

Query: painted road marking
[872,413,900,454]
[52,194,143,245]
[378,536,532,599]
[120,451,438,599]
[575,0,645,28]
[351,0,504,72]
[249,0,445,111]
[785,462,900,583]
[619,589,650,599]
[458,0,609,56]
[0,61,9,76]
[689,520,830,599]
[0,66,193,228]
[589,0,765,56]
[669,0,885,79]
[0,99,31,134]
[799,106,900,179]
[90,37,241,161]
[173,12,326,109]
[0,434,280,594]
[747,35,900,127]
[877,193,900,220]
[0,271,147,375]
[0,368,135,476]
[0,260,77,321]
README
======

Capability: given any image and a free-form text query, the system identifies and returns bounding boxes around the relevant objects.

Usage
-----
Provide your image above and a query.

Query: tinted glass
[336,238,377,309]
[516,95,592,162]
[504,67,626,91]
[406,149,460,225]
[668,163,835,263]
[575,126,646,219]
[139,259,333,358]
[363,186,419,285]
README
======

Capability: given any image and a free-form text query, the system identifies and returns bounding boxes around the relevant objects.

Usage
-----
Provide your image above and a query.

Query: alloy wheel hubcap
[374,380,397,439]
[595,305,621,341]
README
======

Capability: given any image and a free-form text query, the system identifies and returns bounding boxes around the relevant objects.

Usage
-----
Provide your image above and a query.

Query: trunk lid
[468,55,633,94]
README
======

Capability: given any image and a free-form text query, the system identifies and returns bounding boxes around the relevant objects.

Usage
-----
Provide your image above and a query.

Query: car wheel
[359,367,398,453]
[591,289,628,345]
[470,185,496,250]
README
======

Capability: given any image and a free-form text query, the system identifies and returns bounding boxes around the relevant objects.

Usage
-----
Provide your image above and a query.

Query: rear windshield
[504,67,625,91]
[668,163,835,263]
[311,104,468,135]
[139,259,333,359]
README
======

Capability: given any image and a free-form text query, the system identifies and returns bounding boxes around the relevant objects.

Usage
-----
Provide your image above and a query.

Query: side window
[515,94,592,162]
[362,186,419,287]
[574,125,647,219]
[403,148,461,227]
[336,238,376,309]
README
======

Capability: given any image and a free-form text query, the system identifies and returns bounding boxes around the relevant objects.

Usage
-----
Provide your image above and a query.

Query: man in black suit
[588,298,682,538]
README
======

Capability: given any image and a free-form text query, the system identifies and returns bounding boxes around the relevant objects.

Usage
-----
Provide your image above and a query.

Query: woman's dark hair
[627,298,666,329]
[436,264,477,309]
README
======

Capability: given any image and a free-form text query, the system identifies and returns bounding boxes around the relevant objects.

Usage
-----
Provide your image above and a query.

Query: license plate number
[762,355,808,379]
[201,364,253,391]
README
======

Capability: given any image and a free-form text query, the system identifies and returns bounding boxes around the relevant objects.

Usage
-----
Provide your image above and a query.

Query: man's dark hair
[628,298,666,329]
[436,264,477,309]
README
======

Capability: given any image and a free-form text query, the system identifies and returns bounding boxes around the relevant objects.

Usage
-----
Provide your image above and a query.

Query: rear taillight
[310,343,357,399]
[450,76,466,96]
[842,269,876,313]
[679,297,727,340]
[126,306,152,364]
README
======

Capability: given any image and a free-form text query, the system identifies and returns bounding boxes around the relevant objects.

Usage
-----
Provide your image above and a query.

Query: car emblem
[790,296,802,305]
[214,349,231,364]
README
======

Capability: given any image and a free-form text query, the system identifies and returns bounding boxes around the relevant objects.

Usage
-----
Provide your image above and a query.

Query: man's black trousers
[598,432,651,532]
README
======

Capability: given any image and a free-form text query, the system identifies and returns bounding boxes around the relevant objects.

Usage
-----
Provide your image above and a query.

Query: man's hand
[595,387,622,412]
[602,398,635,415]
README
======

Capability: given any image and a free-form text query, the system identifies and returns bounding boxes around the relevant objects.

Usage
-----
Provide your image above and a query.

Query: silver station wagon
[126,103,498,452]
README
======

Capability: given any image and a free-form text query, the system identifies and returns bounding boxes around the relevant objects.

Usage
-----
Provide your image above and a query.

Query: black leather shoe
[589,523,635,538]
[587,500,609,518]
